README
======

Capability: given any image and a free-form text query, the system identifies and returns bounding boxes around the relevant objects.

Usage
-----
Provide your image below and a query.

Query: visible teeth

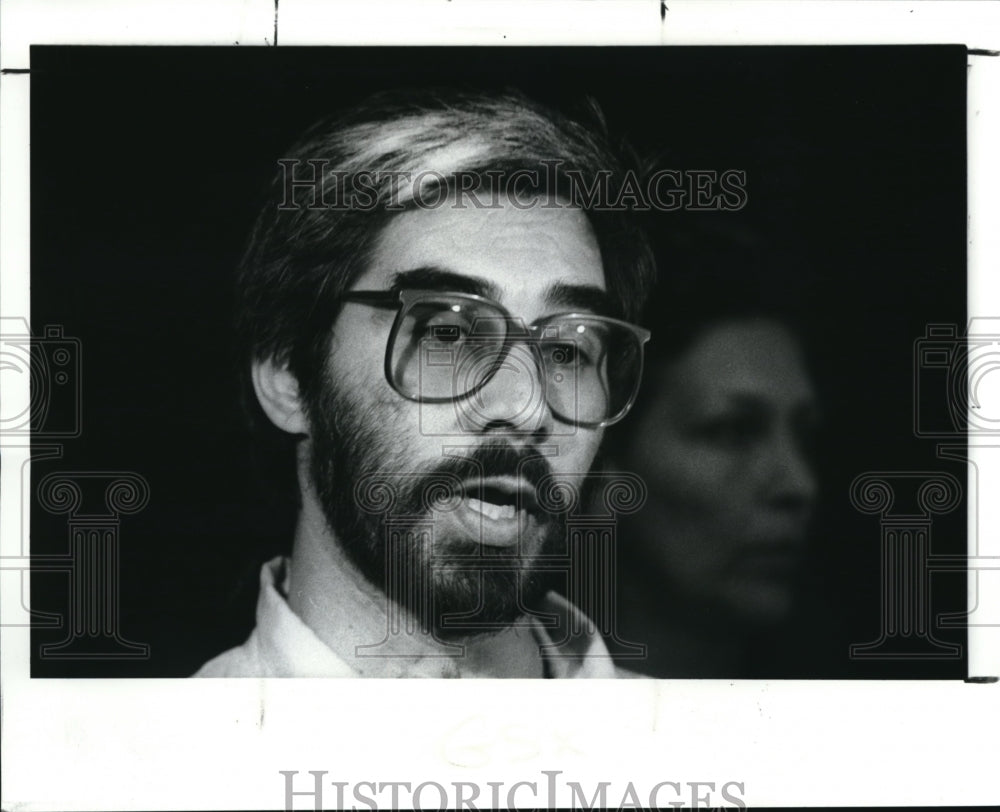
[467,498,517,521]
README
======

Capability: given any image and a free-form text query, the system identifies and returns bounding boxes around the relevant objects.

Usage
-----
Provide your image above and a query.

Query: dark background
[30,45,967,677]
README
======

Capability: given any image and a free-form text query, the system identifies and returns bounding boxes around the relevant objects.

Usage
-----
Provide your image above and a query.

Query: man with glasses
[195,88,655,678]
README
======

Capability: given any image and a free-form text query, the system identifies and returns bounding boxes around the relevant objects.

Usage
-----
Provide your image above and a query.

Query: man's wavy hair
[236,87,657,442]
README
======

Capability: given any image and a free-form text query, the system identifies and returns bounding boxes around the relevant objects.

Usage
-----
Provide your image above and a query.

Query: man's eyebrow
[545,282,616,317]
[387,268,616,317]
[388,267,501,301]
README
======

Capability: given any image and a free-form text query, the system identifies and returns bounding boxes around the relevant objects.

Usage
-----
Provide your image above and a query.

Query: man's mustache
[352,444,561,518]
[433,443,553,493]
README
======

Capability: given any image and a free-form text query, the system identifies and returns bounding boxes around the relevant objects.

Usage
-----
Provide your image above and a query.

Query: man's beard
[306,373,567,641]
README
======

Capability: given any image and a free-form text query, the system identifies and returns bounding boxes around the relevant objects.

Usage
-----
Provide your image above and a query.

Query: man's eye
[547,343,579,365]
[416,318,470,343]
[544,341,598,367]
[429,324,464,343]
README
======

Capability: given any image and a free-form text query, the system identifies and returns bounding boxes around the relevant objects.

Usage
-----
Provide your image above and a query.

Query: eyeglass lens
[388,294,641,426]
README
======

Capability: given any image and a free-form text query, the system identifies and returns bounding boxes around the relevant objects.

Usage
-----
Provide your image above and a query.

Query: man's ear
[251,358,309,435]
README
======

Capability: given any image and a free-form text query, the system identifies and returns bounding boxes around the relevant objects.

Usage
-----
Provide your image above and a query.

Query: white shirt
[195,557,631,678]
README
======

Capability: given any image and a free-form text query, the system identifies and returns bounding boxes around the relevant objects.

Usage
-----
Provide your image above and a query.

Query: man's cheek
[574,429,604,474]
[411,401,464,438]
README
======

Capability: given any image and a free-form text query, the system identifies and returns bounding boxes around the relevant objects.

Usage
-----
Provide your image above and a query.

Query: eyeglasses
[338,288,651,428]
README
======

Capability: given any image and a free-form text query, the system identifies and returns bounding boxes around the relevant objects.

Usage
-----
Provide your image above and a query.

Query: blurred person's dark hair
[631,218,821,405]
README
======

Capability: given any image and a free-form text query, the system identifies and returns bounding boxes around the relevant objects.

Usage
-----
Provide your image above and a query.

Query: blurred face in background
[624,318,819,624]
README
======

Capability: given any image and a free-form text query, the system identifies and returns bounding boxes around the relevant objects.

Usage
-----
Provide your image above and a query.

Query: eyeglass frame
[336,287,652,428]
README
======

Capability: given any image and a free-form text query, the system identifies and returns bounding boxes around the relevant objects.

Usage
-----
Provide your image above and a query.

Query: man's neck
[285,499,545,678]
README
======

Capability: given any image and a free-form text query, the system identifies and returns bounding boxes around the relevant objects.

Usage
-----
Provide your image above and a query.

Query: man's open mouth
[462,476,539,520]
[432,475,543,547]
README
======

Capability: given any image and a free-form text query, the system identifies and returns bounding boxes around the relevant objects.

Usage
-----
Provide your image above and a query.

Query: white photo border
[2,1,998,809]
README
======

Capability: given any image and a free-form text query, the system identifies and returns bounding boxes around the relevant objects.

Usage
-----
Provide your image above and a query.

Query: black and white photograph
[25,44,969,681]
[2,3,999,810]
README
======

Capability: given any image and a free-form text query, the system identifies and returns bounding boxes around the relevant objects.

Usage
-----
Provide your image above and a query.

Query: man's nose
[457,343,553,438]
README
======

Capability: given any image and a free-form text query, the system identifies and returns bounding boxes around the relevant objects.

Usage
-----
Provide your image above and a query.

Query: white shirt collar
[196,556,620,678]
